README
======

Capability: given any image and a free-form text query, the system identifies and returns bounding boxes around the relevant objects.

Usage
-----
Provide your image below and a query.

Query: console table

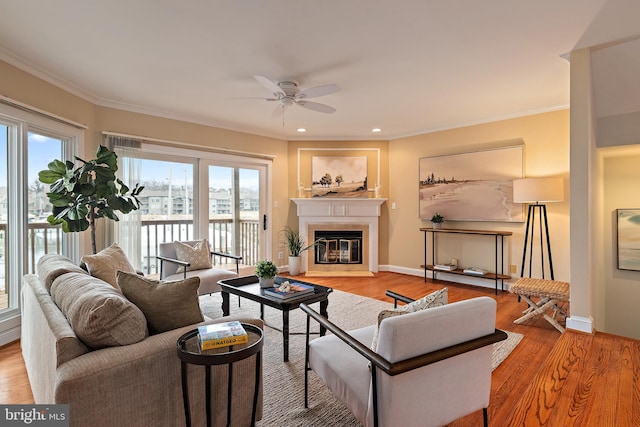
[420,228,512,294]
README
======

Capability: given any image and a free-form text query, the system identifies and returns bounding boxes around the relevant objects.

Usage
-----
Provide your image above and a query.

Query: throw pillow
[117,270,204,334]
[174,239,212,273]
[371,287,448,351]
[50,272,148,349]
[81,243,136,288]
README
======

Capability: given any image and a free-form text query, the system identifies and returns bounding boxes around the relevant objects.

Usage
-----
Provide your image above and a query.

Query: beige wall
[602,152,640,339]
[389,110,571,285]
[286,141,390,264]
[568,41,640,339]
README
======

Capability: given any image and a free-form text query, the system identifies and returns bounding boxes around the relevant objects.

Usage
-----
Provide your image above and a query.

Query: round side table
[176,323,263,427]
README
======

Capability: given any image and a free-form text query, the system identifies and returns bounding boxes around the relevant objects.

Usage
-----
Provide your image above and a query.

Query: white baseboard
[0,325,21,347]
[382,264,514,292]
[566,316,593,334]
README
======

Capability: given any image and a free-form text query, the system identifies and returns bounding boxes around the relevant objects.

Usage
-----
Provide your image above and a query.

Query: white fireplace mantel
[291,198,387,272]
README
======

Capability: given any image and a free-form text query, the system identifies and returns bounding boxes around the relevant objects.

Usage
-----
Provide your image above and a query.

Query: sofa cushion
[37,254,88,292]
[371,287,448,351]
[117,270,204,334]
[81,243,136,288]
[50,272,148,349]
[174,239,212,273]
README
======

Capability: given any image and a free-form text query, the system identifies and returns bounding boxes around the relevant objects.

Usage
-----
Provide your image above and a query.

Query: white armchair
[300,292,507,427]
[157,240,241,296]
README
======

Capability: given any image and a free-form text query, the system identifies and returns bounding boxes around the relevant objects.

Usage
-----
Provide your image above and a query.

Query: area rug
[199,291,523,426]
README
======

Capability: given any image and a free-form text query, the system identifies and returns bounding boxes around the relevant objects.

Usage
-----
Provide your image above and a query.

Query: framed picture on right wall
[617,208,640,271]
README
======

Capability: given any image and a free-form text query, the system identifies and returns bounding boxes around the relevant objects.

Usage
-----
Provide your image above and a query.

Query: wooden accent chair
[300,290,507,427]
[157,240,242,296]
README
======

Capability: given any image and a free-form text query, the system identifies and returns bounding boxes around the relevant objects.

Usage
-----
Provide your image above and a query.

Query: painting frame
[419,146,524,222]
[311,156,368,198]
[617,208,640,271]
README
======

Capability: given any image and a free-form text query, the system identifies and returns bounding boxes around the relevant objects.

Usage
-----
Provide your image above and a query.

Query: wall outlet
[392,202,397,209]
[510,264,517,273]
[278,251,283,260]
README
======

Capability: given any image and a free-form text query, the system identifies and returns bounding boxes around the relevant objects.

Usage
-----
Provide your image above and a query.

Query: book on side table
[463,267,489,276]
[264,282,315,300]
[198,320,248,350]
[433,263,458,271]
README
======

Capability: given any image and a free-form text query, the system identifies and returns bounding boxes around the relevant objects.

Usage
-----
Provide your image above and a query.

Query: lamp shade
[513,177,564,203]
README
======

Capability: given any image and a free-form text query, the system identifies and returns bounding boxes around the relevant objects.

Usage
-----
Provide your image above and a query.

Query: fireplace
[292,198,386,273]
[315,230,363,265]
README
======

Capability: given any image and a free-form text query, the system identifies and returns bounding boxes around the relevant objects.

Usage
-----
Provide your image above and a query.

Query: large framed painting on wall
[617,209,640,271]
[312,156,368,198]
[419,146,524,222]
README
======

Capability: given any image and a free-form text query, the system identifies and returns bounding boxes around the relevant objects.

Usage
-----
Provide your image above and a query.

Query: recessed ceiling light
[297,128,307,132]
[371,128,382,133]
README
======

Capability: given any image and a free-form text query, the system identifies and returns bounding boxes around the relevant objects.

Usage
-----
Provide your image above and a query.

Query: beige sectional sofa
[21,254,263,427]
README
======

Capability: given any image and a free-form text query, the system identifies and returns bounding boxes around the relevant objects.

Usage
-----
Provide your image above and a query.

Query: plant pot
[259,277,275,288]
[288,256,302,276]
[432,222,442,229]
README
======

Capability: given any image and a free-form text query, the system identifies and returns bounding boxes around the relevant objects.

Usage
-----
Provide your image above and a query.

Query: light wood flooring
[1,272,638,426]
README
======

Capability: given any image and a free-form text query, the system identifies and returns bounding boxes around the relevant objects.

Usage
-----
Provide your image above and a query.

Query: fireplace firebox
[314,230,363,264]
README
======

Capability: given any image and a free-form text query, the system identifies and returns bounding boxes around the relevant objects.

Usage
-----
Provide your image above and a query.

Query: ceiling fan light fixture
[254,75,339,116]
[280,97,295,107]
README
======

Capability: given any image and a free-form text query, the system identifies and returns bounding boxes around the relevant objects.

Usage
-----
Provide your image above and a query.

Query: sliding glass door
[114,143,268,276]
[140,158,195,274]
[110,147,197,274]
[208,165,263,268]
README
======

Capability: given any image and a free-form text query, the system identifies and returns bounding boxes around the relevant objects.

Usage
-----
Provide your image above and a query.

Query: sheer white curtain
[106,135,143,271]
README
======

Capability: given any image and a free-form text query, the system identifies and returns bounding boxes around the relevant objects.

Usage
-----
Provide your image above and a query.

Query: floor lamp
[513,177,564,280]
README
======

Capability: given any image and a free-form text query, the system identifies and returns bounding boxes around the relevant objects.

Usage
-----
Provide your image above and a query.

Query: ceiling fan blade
[296,84,340,99]
[296,100,336,114]
[226,96,278,100]
[254,75,285,97]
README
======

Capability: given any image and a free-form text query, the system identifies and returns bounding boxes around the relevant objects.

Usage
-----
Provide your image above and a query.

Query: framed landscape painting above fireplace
[312,156,368,198]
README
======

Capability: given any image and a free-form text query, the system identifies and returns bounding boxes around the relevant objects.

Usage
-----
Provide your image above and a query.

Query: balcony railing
[0,218,260,281]
[141,218,260,274]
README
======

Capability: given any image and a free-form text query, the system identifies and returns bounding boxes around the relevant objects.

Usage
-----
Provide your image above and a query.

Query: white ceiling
[0,0,638,140]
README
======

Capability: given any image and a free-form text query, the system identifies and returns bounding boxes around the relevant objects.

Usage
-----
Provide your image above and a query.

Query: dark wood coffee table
[218,275,332,362]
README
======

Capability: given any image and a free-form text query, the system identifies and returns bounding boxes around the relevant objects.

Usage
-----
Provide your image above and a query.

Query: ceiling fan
[253,75,340,116]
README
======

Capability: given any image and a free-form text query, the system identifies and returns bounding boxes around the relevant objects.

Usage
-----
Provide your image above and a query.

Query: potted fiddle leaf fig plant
[282,226,319,276]
[38,145,144,254]
[255,260,278,288]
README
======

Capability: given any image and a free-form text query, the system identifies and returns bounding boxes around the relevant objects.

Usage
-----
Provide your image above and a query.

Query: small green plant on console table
[431,213,444,229]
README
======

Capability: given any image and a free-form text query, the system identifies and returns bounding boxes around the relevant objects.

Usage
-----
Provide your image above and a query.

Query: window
[0,102,83,344]
[112,140,270,276]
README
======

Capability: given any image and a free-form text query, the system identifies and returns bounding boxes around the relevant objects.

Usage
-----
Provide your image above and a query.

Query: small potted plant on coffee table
[431,213,444,229]
[256,260,278,288]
